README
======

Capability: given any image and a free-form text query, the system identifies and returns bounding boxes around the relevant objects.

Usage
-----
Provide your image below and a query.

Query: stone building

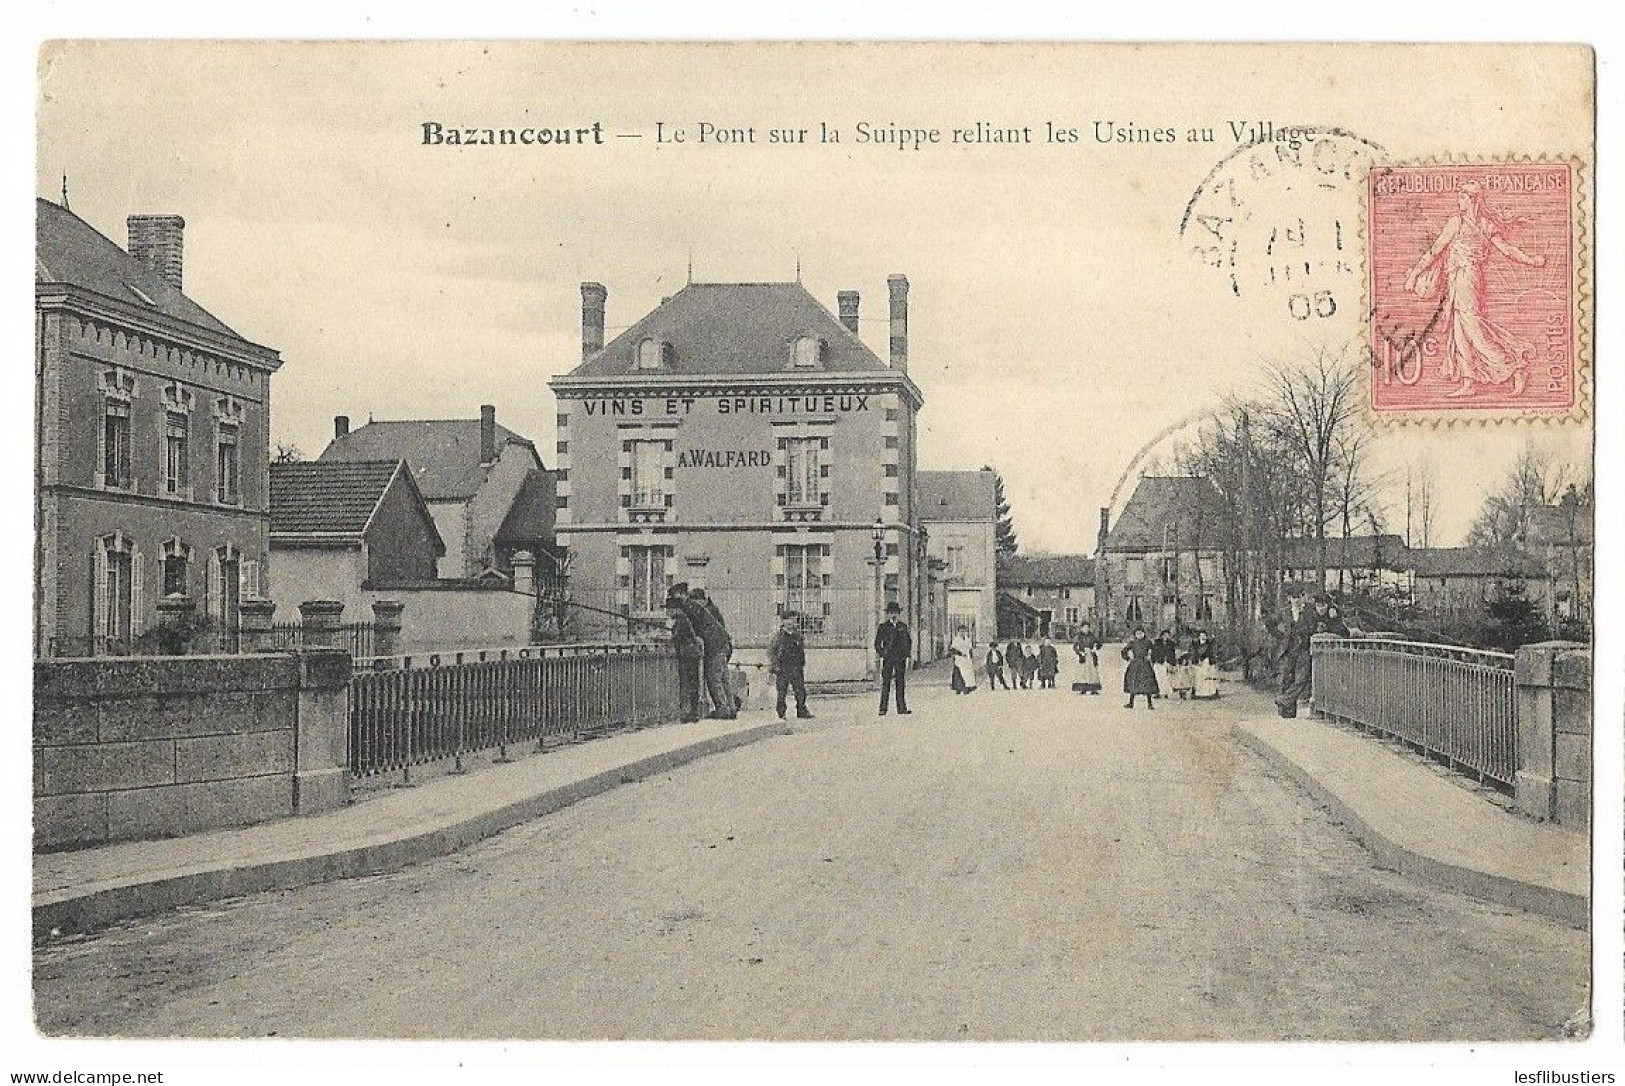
[549,276,926,679]
[1407,547,1549,621]
[918,469,998,651]
[35,199,282,656]
[318,405,555,582]
[997,554,1097,640]
[1096,475,1231,637]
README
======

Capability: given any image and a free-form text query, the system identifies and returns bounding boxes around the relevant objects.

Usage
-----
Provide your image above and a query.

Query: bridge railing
[1310,635,1518,788]
[348,641,679,780]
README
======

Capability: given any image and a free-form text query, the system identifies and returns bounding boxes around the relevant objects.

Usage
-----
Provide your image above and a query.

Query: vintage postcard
[29,41,1596,1052]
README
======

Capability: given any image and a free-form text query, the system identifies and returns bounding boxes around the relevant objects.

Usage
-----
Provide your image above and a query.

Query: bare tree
[272,442,305,463]
[1465,443,1579,550]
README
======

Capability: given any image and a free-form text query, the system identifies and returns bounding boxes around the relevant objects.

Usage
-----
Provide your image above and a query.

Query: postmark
[1365,158,1587,423]
[1180,126,1388,327]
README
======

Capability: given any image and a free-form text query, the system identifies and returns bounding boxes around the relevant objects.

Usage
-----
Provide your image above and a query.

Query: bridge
[32,637,1589,1040]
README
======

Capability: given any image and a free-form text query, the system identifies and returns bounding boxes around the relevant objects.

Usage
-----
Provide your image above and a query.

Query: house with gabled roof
[1097,475,1232,636]
[319,404,555,582]
[997,553,1096,640]
[548,276,927,678]
[35,197,283,656]
[917,469,997,650]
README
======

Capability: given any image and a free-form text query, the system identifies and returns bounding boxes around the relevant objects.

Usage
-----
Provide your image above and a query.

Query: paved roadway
[34,655,1587,1041]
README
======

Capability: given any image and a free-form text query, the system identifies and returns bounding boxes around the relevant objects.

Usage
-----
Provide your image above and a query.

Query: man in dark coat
[874,601,913,715]
[768,613,813,720]
[665,587,704,723]
[1274,590,1335,718]
[681,585,735,720]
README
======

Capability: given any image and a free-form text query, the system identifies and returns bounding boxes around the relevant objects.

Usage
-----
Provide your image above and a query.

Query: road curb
[34,721,780,942]
[1231,722,1587,929]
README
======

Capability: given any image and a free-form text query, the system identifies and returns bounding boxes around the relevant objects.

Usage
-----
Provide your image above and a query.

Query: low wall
[34,651,351,850]
[363,584,533,655]
[1514,642,1591,829]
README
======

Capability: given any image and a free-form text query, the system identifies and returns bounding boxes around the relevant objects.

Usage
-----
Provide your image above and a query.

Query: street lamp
[868,517,885,680]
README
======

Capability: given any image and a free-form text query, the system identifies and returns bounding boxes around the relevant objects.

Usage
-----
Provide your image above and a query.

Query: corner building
[550,277,926,680]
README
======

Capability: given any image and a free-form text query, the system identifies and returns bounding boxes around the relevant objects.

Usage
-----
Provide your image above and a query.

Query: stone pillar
[371,600,405,658]
[1513,640,1587,824]
[298,599,346,650]
[155,594,196,653]
[293,648,352,814]
[238,599,278,654]
[511,550,536,597]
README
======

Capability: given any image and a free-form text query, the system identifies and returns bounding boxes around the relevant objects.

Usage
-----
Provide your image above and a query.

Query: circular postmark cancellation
[1365,160,1583,422]
[1180,125,1389,327]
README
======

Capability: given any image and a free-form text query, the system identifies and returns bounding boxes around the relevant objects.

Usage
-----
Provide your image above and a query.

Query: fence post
[1513,640,1585,822]
[294,648,353,814]
[156,594,197,651]
[238,599,278,654]
[298,600,346,650]
[371,599,405,657]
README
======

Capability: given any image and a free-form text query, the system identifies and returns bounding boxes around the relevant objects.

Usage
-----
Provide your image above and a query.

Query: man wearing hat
[664,585,704,723]
[873,601,913,716]
[1275,590,1344,718]
[682,584,736,720]
[768,612,814,721]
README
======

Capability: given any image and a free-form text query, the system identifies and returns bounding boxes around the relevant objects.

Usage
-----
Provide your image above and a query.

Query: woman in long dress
[1403,180,1547,399]
[1150,628,1176,703]
[1191,630,1219,699]
[949,627,978,694]
[1075,642,1102,694]
[1170,629,1196,700]
[1121,627,1159,710]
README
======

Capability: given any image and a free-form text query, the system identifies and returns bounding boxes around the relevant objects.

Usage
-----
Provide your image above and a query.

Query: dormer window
[792,336,825,369]
[636,338,668,370]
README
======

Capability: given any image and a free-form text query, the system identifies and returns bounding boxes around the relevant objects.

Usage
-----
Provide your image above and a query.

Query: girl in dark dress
[1121,627,1159,710]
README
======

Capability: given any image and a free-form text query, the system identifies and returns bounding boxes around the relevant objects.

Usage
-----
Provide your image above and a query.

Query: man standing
[681,585,736,720]
[768,612,814,721]
[1274,590,1334,718]
[665,586,704,723]
[874,601,913,716]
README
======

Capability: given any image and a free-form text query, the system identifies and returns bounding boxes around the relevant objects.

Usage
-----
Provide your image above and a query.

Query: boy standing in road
[769,613,814,721]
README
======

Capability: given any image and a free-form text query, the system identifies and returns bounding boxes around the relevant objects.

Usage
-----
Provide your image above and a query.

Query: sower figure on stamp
[874,601,912,716]
[665,587,704,723]
[680,584,736,720]
[768,612,813,721]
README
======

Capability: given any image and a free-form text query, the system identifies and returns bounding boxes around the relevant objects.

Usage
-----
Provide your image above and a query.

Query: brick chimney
[334,415,350,439]
[127,215,186,291]
[837,290,860,334]
[581,282,607,361]
[1098,507,1111,552]
[886,274,909,371]
[479,405,497,465]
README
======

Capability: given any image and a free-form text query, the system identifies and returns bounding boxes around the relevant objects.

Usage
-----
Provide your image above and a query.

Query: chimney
[886,274,909,371]
[334,415,350,439]
[127,215,186,291]
[479,405,497,465]
[1098,507,1111,552]
[580,282,607,361]
[837,290,860,334]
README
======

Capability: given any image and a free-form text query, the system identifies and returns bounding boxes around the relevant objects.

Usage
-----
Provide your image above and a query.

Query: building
[35,199,282,656]
[549,276,926,679]
[1280,533,1410,595]
[319,405,555,581]
[1519,494,1593,629]
[1097,475,1231,637]
[918,469,998,650]
[268,459,444,614]
[1408,547,1549,620]
[997,553,1096,640]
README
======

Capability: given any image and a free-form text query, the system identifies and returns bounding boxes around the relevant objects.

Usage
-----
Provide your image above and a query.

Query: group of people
[1118,626,1221,710]
[970,636,1062,692]
[663,583,739,723]
[1270,590,1350,718]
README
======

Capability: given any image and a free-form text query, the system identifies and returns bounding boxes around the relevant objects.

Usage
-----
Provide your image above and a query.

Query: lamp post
[868,516,885,680]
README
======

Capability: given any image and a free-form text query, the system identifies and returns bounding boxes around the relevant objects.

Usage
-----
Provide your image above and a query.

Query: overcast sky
[36,42,1591,552]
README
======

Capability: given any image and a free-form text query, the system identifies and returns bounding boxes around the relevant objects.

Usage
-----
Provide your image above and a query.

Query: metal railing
[267,621,378,659]
[1311,635,1518,788]
[347,641,679,780]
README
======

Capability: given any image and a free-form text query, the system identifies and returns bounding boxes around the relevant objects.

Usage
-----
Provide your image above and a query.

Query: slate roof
[1408,547,1547,579]
[1000,554,1096,588]
[918,470,996,522]
[1104,476,1233,552]
[271,460,416,538]
[494,469,556,546]
[1281,534,1409,570]
[35,198,240,338]
[320,419,539,501]
[566,282,891,378]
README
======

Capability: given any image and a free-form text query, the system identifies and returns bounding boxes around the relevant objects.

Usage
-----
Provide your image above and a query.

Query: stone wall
[34,650,350,850]
[1514,641,1591,829]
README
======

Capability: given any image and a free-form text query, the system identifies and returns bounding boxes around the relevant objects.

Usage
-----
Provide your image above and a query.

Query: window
[785,437,821,507]
[1197,555,1218,585]
[1125,595,1145,623]
[636,338,664,370]
[1160,556,1178,584]
[1125,557,1145,586]
[629,440,665,509]
[164,412,190,495]
[161,539,191,598]
[1060,587,1071,599]
[216,423,240,503]
[1065,607,1080,624]
[93,534,144,652]
[1196,594,1215,621]
[946,544,965,578]
[783,544,825,631]
[792,336,822,368]
[103,400,132,488]
[627,546,669,614]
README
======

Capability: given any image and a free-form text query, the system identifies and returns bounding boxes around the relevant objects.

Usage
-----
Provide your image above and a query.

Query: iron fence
[267,621,378,659]
[347,641,680,780]
[1311,635,1518,788]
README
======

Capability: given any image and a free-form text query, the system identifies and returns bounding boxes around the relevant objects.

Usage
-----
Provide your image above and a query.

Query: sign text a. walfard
[576,393,874,417]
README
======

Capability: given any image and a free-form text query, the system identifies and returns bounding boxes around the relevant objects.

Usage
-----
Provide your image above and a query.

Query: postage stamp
[1366,159,1586,423]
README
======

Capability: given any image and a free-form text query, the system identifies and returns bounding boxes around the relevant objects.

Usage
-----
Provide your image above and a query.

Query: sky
[35,41,1593,551]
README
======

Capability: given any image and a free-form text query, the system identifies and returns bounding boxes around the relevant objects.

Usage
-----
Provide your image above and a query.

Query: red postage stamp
[1367,160,1583,420]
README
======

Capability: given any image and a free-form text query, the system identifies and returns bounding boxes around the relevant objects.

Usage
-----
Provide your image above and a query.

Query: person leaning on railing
[664,588,704,723]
